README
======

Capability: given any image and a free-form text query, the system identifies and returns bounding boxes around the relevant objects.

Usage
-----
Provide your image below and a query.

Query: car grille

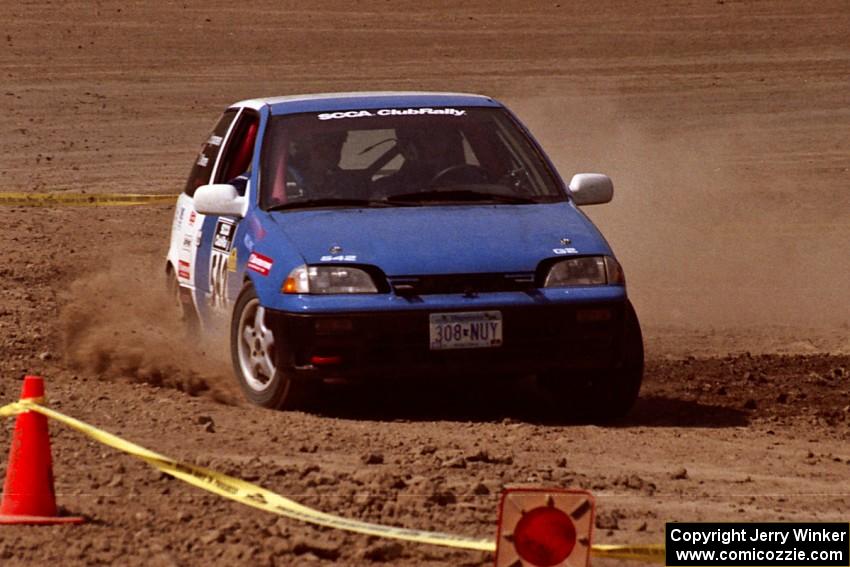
[388,273,536,295]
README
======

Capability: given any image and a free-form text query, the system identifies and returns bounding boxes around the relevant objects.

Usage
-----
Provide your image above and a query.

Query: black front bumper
[264,302,629,381]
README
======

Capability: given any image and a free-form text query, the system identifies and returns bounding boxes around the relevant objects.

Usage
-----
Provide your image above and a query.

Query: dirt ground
[1,1,849,565]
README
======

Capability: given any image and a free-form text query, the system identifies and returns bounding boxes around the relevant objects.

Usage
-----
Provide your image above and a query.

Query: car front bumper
[264,299,631,381]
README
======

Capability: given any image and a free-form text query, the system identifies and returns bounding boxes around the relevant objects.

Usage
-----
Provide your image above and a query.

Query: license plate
[429,311,503,350]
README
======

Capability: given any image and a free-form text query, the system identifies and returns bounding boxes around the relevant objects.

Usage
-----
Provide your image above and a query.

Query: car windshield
[260,107,566,210]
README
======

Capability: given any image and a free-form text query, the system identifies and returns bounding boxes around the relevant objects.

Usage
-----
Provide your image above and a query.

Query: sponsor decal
[209,253,228,309]
[206,134,223,147]
[553,247,578,255]
[227,248,238,272]
[320,254,357,262]
[196,153,209,167]
[181,236,192,250]
[188,210,196,227]
[318,108,467,120]
[247,252,273,276]
[209,221,236,308]
[177,259,191,279]
[177,206,186,226]
[212,219,235,253]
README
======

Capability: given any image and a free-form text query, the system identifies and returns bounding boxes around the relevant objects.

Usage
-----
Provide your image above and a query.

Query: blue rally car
[166,92,643,419]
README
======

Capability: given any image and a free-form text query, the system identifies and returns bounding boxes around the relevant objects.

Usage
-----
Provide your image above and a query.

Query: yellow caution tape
[0,400,494,550]
[0,400,664,561]
[591,543,667,564]
[0,192,176,207]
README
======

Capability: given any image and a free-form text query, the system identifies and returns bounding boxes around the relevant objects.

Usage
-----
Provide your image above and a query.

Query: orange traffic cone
[0,375,84,524]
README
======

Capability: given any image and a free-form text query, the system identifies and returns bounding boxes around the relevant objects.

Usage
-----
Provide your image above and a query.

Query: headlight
[544,256,625,287]
[282,265,378,294]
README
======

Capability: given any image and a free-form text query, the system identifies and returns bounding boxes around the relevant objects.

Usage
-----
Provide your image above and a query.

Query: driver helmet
[290,130,348,172]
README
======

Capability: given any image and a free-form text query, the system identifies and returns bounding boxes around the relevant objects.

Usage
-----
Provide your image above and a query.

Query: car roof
[232,91,502,115]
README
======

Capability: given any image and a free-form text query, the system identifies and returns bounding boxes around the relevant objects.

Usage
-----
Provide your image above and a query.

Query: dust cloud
[59,261,239,404]
[511,96,850,344]
[56,97,849,364]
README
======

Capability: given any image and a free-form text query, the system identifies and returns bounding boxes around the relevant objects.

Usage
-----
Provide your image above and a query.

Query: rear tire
[166,265,199,335]
[540,300,644,422]
[230,282,316,410]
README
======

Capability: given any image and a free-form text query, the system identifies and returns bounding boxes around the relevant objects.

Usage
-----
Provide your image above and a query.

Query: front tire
[230,283,316,409]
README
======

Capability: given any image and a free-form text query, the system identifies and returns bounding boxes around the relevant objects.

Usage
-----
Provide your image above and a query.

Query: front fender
[235,212,306,307]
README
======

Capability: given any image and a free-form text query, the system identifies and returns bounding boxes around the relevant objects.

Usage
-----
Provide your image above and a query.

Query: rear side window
[215,111,260,184]
[184,110,238,196]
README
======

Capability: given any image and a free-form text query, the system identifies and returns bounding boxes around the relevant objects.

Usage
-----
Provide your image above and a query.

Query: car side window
[183,110,238,197]
[214,111,260,193]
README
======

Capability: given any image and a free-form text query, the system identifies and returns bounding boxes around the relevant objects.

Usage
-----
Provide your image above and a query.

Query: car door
[192,109,260,328]
[172,108,239,298]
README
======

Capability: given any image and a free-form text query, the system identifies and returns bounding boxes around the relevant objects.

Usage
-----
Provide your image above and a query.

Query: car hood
[269,203,611,276]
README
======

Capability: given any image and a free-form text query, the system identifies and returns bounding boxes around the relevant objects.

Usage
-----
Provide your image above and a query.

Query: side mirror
[568,173,613,206]
[193,184,246,218]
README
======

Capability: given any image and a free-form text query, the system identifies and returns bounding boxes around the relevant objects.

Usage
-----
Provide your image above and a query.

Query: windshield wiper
[266,191,540,211]
[267,198,391,211]
[385,189,539,205]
